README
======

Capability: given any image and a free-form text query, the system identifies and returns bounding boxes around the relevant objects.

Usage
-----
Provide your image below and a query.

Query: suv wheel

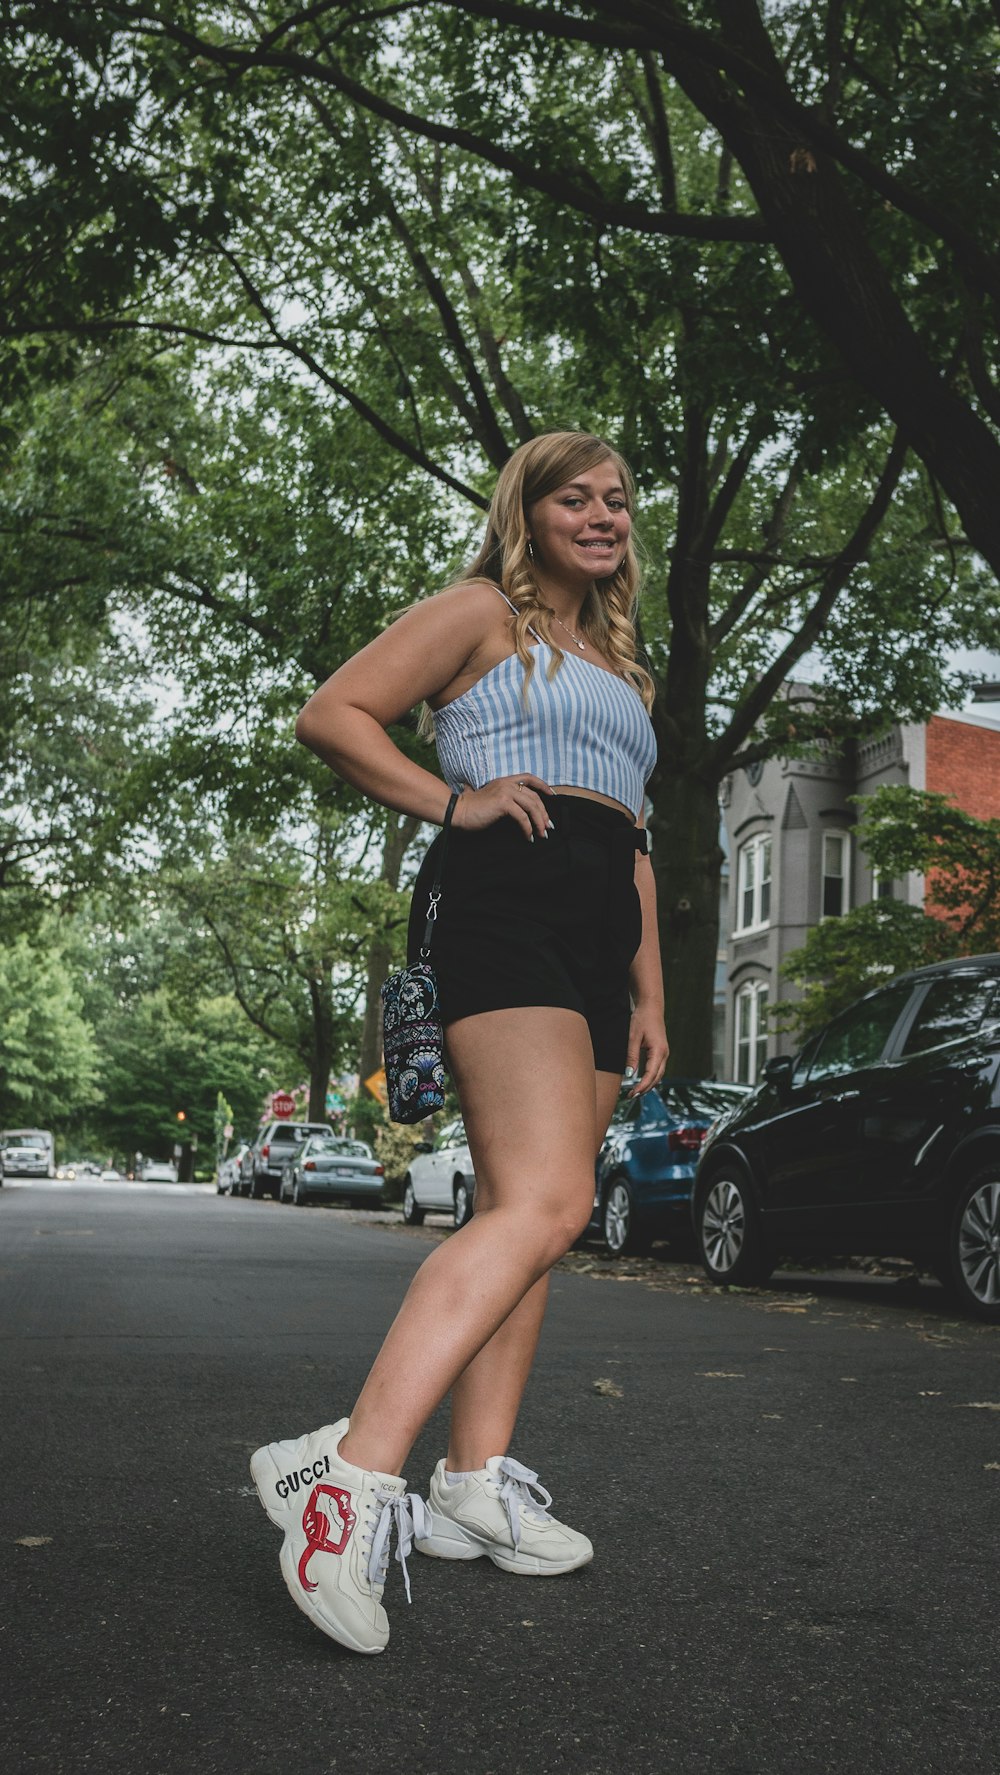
[402,1176,424,1226]
[453,1176,474,1229]
[937,1167,1000,1322]
[602,1176,651,1256]
[695,1168,774,1287]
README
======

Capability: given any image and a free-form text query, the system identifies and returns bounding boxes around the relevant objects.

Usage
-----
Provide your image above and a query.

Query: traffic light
[176,1110,187,1123]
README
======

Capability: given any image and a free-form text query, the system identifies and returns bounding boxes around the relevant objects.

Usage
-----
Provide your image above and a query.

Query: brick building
[717,708,1000,1084]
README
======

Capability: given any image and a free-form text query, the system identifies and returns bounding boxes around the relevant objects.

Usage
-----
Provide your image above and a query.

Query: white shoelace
[492,1457,554,1549]
[364,1488,431,1603]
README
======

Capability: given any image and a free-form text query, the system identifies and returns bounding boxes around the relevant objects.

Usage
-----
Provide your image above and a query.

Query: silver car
[279,1135,385,1207]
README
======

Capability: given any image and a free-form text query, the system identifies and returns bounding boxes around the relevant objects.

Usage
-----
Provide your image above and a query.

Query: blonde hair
[416,431,655,738]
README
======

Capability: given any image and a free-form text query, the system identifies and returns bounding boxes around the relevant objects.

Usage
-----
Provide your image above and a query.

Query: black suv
[241,1121,335,1199]
[692,956,1000,1320]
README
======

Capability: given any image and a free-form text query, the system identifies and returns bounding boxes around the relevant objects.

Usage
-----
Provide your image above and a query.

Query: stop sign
[271,1091,296,1120]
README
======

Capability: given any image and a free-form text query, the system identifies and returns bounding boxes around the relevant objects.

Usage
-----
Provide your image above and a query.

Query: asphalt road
[2,1181,999,1775]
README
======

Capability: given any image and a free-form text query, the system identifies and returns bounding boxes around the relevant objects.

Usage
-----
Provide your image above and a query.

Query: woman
[250,431,668,1655]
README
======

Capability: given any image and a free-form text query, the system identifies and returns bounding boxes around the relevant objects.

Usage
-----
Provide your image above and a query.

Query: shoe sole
[416,1513,593,1577]
[249,1445,386,1655]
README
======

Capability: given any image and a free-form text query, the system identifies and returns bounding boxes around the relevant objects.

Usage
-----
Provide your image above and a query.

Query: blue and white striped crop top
[432,588,657,817]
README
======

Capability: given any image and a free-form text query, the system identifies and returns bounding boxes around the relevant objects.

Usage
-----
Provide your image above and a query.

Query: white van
[1,1129,55,1178]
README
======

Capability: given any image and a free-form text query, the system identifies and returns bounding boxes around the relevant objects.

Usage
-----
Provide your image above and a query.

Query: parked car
[142,1162,179,1184]
[241,1121,335,1199]
[279,1135,385,1207]
[591,1079,751,1255]
[403,1119,476,1229]
[692,956,1000,1320]
[217,1142,251,1195]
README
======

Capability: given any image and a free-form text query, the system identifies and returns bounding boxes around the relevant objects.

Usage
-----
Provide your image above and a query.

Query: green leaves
[777,787,1000,1036]
[0,930,100,1124]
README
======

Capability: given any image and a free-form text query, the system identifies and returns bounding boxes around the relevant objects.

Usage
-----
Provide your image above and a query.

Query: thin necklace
[549,610,587,652]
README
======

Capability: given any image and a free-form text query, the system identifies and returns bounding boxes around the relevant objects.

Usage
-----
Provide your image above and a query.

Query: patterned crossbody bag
[380,790,460,1124]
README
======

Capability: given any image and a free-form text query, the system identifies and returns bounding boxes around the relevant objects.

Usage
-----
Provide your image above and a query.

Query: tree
[1,335,449,1080]
[93,988,298,1167]
[5,4,999,1071]
[776,787,1000,1035]
[165,827,414,1120]
[0,930,100,1127]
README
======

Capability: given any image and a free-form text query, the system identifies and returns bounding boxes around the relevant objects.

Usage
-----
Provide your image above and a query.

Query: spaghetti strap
[488,582,542,644]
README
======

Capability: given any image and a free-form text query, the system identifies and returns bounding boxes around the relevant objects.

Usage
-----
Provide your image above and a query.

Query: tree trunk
[307,975,335,1122]
[660,2,1000,579]
[358,809,423,1085]
[648,766,724,1078]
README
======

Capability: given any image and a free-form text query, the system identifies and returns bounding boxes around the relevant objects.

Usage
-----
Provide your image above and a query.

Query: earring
[527,539,536,562]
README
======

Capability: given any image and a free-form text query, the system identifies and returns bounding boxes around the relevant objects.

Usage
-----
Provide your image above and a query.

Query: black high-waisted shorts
[406,791,645,1075]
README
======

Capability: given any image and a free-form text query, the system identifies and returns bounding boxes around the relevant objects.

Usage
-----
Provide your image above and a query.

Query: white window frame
[734,833,772,935]
[734,980,770,1085]
[821,829,851,920]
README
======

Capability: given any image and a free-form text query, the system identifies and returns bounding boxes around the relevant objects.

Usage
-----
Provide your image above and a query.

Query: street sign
[222,1122,234,1140]
[364,1068,387,1106]
[271,1091,296,1119]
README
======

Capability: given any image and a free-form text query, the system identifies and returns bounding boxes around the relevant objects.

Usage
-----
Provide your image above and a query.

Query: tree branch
[402,137,534,442]
[696,426,762,557]
[212,243,490,507]
[426,0,1000,298]
[708,430,907,774]
[119,9,769,243]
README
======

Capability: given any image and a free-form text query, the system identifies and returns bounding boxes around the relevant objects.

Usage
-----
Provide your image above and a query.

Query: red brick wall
[925,716,1000,820]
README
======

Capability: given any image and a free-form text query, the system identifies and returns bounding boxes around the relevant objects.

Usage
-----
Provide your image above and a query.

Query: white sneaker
[249,1417,430,1654]
[415,1455,593,1576]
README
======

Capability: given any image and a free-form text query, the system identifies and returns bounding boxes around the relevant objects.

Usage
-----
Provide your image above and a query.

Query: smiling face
[526,460,631,590]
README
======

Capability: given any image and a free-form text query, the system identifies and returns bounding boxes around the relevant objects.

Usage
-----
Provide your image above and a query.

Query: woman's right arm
[295,583,551,837]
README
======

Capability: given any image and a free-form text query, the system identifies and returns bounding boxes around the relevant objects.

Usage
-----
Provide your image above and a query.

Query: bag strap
[419,790,461,959]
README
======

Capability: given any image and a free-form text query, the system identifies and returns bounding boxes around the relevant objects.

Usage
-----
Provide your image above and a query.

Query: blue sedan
[591,1080,750,1256]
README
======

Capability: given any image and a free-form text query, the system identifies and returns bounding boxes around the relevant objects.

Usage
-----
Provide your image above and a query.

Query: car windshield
[271,1125,327,1144]
[5,1134,45,1149]
[659,1082,748,1120]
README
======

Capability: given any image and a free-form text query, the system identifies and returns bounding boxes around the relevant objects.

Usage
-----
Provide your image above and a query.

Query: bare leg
[338,1007,600,1478]
[444,1068,623,1472]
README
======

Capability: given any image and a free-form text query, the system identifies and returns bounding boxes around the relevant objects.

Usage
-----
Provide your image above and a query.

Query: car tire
[695,1167,774,1287]
[247,1170,266,1201]
[402,1176,424,1226]
[292,1176,307,1207]
[454,1176,474,1229]
[934,1166,1000,1322]
[602,1175,652,1256]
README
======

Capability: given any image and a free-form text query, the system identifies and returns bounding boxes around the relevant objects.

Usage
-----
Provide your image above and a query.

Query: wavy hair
[416,431,654,737]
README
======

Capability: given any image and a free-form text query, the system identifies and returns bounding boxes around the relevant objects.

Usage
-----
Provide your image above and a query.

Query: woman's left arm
[626,847,670,1095]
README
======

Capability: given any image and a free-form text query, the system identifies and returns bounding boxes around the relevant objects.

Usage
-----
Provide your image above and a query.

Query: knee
[534,1195,595,1267]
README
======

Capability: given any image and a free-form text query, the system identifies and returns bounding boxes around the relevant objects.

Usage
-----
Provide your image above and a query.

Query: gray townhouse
[716,707,1000,1083]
